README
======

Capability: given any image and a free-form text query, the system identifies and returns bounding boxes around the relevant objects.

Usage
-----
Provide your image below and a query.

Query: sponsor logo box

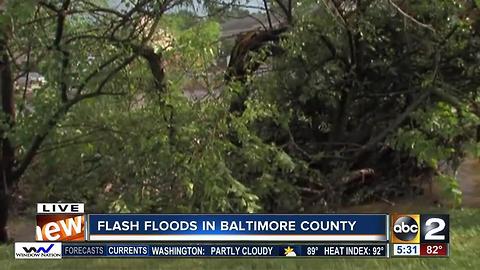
[15,242,62,259]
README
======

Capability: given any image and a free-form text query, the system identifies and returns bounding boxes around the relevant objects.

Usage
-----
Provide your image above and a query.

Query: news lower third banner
[87,214,388,241]
[28,204,450,259]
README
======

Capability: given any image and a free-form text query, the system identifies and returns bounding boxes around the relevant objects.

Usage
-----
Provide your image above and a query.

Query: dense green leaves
[233,0,480,207]
[7,0,480,215]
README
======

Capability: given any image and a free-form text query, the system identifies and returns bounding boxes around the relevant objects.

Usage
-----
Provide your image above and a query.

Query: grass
[1,209,479,270]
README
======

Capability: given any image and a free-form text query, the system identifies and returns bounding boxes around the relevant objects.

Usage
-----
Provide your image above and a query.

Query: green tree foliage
[2,0,480,231]
[20,7,261,213]
[233,0,480,208]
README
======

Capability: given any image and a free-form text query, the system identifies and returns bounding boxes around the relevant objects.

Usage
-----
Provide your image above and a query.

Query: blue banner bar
[87,214,387,242]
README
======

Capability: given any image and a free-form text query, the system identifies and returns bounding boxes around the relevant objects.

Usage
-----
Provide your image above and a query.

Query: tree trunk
[0,21,15,243]
[135,45,165,91]
[0,188,8,243]
[225,27,287,114]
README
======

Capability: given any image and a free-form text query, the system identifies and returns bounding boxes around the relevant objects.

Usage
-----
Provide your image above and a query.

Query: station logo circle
[393,216,419,241]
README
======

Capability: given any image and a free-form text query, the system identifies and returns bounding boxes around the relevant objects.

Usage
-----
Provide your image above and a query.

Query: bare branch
[263,0,273,29]
[388,0,436,33]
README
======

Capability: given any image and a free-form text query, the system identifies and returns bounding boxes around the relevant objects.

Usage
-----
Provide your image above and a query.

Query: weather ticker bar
[62,243,389,258]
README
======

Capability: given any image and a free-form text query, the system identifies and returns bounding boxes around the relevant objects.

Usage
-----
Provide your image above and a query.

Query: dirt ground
[339,158,480,213]
[457,159,480,208]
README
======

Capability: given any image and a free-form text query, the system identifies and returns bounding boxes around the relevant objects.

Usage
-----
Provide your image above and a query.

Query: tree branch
[388,0,436,33]
[52,0,71,103]
[360,89,432,154]
[263,0,273,29]
[273,0,292,23]
[13,54,137,181]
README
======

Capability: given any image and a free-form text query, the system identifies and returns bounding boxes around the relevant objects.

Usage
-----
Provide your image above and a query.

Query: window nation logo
[15,242,62,259]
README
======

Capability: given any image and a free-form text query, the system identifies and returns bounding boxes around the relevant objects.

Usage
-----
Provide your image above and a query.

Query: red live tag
[420,243,448,256]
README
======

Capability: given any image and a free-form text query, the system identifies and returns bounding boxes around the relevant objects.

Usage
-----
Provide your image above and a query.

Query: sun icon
[284,246,297,256]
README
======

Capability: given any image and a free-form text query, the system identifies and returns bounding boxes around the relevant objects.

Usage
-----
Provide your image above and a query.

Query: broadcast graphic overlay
[15,242,62,259]
[391,214,449,257]
[13,203,449,259]
[87,214,387,241]
[36,203,85,242]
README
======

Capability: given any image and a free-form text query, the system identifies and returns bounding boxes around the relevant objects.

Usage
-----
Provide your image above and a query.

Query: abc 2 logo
[391,214,449,244]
